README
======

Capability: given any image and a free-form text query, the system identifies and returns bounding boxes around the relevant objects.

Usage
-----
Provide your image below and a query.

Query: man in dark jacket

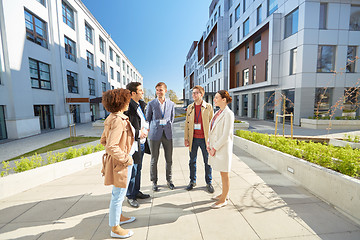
[125,82,151,208]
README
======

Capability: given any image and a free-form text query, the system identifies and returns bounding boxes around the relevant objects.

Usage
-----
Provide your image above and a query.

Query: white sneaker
[110,230,134,238]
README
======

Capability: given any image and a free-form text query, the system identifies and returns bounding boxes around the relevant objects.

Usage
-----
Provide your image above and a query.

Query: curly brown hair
[102,88,131,113]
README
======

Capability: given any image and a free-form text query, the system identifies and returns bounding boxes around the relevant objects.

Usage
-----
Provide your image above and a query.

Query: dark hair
[102,88,131,113]
[155,82,167,89]
[126,82,142,94]
[193,85,205,95]
[217,90,232,104]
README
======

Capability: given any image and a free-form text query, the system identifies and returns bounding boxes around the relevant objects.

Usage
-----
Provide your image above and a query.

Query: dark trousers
[126,143,145,199]
[150,132,173,183]
[189,138,212,184]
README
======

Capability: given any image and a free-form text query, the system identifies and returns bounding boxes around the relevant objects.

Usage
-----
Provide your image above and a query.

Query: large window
[99,37,105,54]
[34,105,54,130]
[0,106,7,140]
[64,36,76,61]
[110,67,114,79]
[257,5,262,26]
[350,5,360,31]
[254,36,261,55]
[235,4,240,22]
[67,70,78,93]
[116,54,120,66]
[122,60,126,71]
[242,94,248,117]
[102,82,107,92]
[343,88,359,117]
[243,18,249,37]
[243,68,249,86]
[285,8,299,38]
[109,47,114,61]
[290,48,297,75]
[25,10,48,48]
[347,46,357,73]
[89,77,95,96]
[317,46,336,73]
[319,3,327,29]
[314,88,332,117]
[85,22,93,44]
[29,58,51,90]
[219,60,222,72]
[265,91,275,120]
[86,51,94,70]
[62,1,74,29]
[268,0,278,16]
[100,60,105,75]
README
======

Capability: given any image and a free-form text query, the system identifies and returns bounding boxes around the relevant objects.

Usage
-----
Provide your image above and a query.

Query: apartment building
[184,0,360,125]
[0,0,142,139]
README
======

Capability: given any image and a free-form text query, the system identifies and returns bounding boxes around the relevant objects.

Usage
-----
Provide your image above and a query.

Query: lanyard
[194,106,201,123]
[138,105,146,119]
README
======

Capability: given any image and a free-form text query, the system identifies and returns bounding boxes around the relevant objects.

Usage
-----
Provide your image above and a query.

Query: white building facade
[184,0,360,125]
[0,0,142,139]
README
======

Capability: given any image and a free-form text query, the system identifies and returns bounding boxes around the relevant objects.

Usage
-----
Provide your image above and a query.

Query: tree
[166,89,179,103]
[143,88,155,103]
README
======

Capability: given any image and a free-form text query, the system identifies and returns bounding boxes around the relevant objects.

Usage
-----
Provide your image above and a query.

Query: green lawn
[7,137,100,161]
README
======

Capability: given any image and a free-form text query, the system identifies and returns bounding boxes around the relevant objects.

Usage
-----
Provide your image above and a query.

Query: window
[235,5,240,22]
[127,78,130,84]
[208,69,210,78]
[242,94,248,116]
[285,8,299,38]
[243,18,249,37]
[235,50,240,64]
[290,48,297,75]
[122,60,125,71]
[127,65,129,74]
[64,36,76,61]
[317,46,336,72]
[85,23,93,44]
[89,77,95,96]
[268,0,278,16]
[100,60,105,75]
[218,5,221,16]
[257,5,262,26]
[265,59,268,81]
[123,75,126,85]
[214,47,217,55]
[109,47,113,61]
[117,71,120,82]
[243,0,246,13]
[347,46,357,73]
[314,88,332,117]
[29,58,51,90]
[254,36,261,55]
[230,14,233,28]
[319,3,327,29]
[243,69,249,86]
[350,5,360,31]
[219,60,222,72]
[0,105,7,140]
[62,1,74,29]
[214,12,217,22]
[252,65,256,84]
[236,72,240,87]
[116,55,120,66]
[215,63,218,74]
[211,19,213,27]
[25,10,48,48]
[34,105,54,129]
[102,82,106,92]
[86,51,94,70]
[67,70,78,93]
[110,67,114,79]
[228,36,232,50]
[228,0,233,9]
[99,37,105,54]
[245,44,249,60]
[36,0,45,6]
[237,27,240,42]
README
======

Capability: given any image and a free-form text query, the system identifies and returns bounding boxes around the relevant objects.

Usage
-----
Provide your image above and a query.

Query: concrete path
[0,122,360,239]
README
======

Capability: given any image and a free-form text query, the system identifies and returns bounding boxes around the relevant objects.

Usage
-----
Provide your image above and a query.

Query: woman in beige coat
[101,88,135,239]
[207,90,234,209]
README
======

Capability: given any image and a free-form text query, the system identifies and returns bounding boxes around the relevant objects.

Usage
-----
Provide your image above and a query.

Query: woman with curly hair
[100,88,135,238]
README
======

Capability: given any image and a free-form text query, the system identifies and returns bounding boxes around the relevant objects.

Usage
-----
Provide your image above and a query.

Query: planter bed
[0,151,104,200]
[234,135,360,225]
[234,121,249,131]
[301,118,360,130]
[329,138,360,149]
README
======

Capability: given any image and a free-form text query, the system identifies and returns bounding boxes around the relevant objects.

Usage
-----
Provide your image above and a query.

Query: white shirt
[137,104,149,144]
[158,98,165,118]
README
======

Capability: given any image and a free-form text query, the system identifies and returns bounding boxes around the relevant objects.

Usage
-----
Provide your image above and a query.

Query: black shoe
[206,183,214,193]
[185,182,196,191]
[136,191,150,199]
[167,181,175,190]
[152,182,159,192]
[127,198,139,208]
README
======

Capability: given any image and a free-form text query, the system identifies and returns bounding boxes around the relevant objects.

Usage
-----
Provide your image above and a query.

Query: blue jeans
[109,165,133,227]
[189,138,212,184]
[126,144,145,199]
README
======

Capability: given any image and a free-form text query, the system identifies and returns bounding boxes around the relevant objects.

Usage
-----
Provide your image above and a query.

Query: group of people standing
[100,82,234,238]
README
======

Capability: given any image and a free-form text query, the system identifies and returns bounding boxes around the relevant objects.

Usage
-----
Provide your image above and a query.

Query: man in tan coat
[184,85,214,193]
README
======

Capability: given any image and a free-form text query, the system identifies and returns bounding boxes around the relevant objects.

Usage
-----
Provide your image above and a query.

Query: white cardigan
[208,106,234,172]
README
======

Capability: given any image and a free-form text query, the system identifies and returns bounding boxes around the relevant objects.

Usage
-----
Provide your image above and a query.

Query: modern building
[184,0,360,125]
[0,0,142,139]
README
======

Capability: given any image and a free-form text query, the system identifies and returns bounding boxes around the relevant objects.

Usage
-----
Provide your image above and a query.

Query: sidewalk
[0,123,359,239]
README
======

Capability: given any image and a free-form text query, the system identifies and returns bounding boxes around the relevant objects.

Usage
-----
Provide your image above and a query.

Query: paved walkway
[0,122,360,239]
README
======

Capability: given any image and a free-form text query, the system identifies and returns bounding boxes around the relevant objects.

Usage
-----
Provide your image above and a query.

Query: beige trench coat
[100,112,134,188]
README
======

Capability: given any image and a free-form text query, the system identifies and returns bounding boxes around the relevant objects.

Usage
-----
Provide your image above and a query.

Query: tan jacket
[184,100,213,151]
[100,112,134,188]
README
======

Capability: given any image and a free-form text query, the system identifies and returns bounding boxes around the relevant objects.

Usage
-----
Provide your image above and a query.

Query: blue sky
[81,0,211,99]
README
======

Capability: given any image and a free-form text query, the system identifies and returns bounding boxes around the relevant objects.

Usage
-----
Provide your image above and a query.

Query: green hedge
[1,144,105,177]
[236,130,360,178]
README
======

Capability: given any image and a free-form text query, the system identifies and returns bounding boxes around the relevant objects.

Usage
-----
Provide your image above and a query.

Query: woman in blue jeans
[101,88,136,238]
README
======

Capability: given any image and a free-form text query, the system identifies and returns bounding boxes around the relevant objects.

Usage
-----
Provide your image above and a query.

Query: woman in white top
[207,90,234,209]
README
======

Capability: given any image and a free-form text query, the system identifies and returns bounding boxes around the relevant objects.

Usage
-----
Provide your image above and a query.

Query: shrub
[14,153,43,173]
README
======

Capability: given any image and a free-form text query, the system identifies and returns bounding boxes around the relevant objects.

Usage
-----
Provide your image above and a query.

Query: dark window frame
[64,35,76,61]
[29,58,51,90]
[25,9,48,48]
[62,1,74,29]
[67,70,78,94]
